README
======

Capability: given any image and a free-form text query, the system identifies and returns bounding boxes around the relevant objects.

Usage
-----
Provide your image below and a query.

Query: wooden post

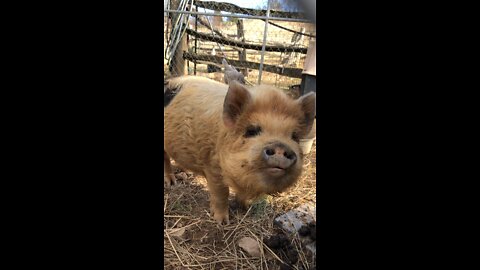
[212,10,222,82]
[282,27,305,67]
[236,19,248,77]
[258,0,271,84]
[212,10,222,28]
[169,0,187,77]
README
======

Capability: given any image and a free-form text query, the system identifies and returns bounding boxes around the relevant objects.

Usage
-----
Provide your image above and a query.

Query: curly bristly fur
[164,76,316,224]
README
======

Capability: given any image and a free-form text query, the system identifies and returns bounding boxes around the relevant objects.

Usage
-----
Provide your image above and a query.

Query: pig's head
[218,81,316,198]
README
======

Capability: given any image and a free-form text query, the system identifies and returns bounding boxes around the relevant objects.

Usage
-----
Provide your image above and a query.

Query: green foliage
[250,195,272,218]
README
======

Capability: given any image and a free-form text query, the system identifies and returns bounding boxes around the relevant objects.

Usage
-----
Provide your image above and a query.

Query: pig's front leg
[164,151,176,188]
[205,171,230,225]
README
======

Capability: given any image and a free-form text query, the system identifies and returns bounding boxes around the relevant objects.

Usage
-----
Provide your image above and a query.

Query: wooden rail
[185,28,307,53]
[183,52,303,78]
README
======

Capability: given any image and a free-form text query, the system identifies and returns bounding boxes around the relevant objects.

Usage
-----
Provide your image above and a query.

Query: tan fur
[164,76,315,224]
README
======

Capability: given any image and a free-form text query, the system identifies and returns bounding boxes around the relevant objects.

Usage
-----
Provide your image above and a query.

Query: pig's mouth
[259,142,298,178]
[265,166,287,177]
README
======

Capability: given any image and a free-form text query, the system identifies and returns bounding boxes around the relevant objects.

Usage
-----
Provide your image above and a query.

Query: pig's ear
[297,92,316,137]
[223,81,252,128]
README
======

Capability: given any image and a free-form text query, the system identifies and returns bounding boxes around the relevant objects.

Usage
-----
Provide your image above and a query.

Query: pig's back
[164,76,228,174]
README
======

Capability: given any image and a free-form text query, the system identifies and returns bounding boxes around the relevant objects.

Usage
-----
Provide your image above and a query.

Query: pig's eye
[244,125,262,138]
[292,132,300,142]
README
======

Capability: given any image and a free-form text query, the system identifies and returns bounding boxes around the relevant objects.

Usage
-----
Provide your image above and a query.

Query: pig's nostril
[284,151,296,160]
[265,149,275,156]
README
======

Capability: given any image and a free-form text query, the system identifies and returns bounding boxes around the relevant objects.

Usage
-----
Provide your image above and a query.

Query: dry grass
[164,141,316,270]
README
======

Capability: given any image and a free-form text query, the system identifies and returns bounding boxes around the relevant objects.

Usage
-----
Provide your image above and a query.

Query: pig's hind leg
[164,150,176,188]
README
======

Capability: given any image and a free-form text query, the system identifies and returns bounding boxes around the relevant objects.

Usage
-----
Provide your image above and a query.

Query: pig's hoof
[164,174,176,188]
[211,207,230,224]
[213,211,230,225]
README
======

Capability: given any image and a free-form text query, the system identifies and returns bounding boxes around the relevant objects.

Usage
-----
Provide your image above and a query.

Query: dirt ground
[164,140,316,270]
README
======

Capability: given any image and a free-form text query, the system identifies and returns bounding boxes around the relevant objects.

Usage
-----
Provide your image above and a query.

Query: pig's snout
[262,143,297,172]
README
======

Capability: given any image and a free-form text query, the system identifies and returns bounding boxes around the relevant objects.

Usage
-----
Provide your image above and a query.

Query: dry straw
[164,141,316,269]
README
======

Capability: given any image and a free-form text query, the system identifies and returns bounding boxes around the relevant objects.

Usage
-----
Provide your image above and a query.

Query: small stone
[169,227,185,238]
[238,237,261,257]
